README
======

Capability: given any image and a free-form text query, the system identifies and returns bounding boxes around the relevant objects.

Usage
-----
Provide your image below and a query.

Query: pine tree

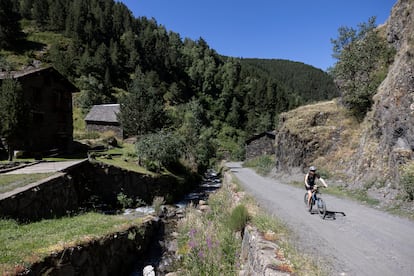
[48,0,67,31]
[119,68,166,136]
[32,0,49,27]
[0,0,21,49]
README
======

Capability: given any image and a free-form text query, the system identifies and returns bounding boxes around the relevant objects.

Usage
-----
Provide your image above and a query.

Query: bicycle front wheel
[304,193,309,206]
[317,198,326,219]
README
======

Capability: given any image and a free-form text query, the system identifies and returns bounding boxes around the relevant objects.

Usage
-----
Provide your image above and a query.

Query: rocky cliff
[353,0,414,183]
[274,0,414,205]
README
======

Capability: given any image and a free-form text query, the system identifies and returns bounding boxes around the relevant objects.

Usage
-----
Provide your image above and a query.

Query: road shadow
[311,210,346,220]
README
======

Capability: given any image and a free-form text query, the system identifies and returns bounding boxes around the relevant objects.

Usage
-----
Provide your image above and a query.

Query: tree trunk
[7,142,13,161]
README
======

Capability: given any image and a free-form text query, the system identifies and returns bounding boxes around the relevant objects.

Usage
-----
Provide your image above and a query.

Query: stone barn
[0,66,78,154]
[245,131,276,160]
[84,104,123,138]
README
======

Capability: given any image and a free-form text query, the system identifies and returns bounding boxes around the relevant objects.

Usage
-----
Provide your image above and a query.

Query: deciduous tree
[0,78,28,160]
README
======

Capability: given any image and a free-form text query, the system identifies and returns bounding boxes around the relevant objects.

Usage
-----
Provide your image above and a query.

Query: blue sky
[118,0,396,71]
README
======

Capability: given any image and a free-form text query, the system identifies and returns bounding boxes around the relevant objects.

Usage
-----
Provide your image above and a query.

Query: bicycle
[304,185,326,219]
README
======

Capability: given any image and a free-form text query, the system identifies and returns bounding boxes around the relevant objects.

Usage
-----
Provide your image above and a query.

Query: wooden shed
[0,66,78,154]
[84,104,123,138]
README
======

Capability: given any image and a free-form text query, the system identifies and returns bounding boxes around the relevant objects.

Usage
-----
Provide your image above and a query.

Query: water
[129,169,222,275]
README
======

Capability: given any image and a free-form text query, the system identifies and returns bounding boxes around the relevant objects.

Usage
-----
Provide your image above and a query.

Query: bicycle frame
[304,186,326,219]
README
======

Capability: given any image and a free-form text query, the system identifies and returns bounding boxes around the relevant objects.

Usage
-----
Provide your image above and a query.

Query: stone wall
[86,123,123,138]
[72,161,197,207]
[0,173,79,221]
[240,225,291,276]
[0,160,197,221]
[26,217,160,276]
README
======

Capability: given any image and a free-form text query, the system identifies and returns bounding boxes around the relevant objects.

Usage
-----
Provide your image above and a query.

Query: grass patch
[95,157,152,175]
[243,154,275,176]
[0,212,143,275]
[0,173,55,193]
[26,31,69,47]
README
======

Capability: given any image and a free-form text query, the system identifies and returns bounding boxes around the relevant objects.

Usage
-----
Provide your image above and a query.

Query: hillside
[0,0,338,165]
[274,0,413,210]
[240,58,338,103]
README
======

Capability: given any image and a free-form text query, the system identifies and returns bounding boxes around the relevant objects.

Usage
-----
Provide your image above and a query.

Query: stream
[127,169,222,276]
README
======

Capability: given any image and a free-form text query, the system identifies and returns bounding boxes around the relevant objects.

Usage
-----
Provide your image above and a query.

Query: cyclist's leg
[307,190,312,208]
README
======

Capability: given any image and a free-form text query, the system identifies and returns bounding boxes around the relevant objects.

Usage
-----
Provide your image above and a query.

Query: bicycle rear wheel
[317,198,326,219]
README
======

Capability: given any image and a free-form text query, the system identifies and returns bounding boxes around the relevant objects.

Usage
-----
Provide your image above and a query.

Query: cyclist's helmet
[309,166,316,172]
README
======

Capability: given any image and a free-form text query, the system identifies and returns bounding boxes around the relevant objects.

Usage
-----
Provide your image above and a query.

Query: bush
[135,131,184,171]
[228,204,250,232]
[400,162,414,201]
[117,192,133,209]
[332,17,395,120]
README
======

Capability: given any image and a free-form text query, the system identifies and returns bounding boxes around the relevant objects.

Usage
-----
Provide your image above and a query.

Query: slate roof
[0,66,78,92]
[84,104,120,123]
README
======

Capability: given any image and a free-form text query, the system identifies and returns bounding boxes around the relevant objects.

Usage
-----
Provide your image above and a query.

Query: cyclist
[304,166,328,210]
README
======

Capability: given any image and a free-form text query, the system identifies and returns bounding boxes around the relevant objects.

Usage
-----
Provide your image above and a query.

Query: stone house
[84,104,123,138]
[0,66,78,154]
[245,131,276,160]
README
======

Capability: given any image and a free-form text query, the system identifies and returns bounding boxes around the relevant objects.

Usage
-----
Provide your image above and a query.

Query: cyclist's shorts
[305,185,314,191]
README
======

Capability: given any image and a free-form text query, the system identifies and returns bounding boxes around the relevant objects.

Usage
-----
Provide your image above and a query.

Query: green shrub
[117,192,133,209]
[400,162,414,201]
[332,17,395,120]
[244,155,274,175]
[135,131,184,171]
[122,145,137,159]
[228,204,250,232]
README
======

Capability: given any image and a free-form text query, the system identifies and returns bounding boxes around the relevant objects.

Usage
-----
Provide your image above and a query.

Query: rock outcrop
[274,100,358,175]
[274,0,414,204]
[353,0,414,184]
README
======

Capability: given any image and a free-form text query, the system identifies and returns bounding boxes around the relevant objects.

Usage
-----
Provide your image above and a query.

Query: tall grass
[176,181,241,275]
[0,213,143,275]
[400,161,414,201]
[176,169,324,275]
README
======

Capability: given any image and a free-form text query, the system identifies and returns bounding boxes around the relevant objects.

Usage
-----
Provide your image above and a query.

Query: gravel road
[227,162,414,276]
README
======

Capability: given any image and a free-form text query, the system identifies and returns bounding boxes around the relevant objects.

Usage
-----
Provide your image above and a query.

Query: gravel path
[227,162,414,276]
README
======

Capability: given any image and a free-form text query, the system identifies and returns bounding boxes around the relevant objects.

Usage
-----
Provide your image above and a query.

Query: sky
[118,0,397,71]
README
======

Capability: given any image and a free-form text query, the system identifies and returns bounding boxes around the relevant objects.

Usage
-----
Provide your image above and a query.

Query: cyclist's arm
[304,173,310,188]
[318,177,328,188]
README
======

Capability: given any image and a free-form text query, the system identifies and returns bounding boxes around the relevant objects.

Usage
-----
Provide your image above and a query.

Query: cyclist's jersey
[305,173,320,187]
